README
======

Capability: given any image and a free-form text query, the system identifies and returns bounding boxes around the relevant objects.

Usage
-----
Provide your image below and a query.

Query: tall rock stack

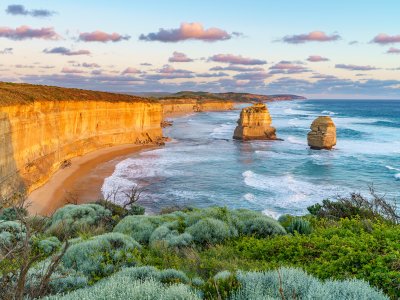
[233,103,277,140]
[307,116,336,150]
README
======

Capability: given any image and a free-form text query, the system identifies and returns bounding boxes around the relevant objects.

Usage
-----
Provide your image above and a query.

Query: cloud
[168,51,193,62]
[209,54,266,65]
[142,65,194,80]
[210,65,264,72]
[233,72,271,80]
[139,22,234,42]
[269,61,310,74]
[371,33,400,44]
[335,64,378,71]
[6,4,55,17]
[196,72,228,78]
[307,55,329,62]
[122,67,142,74]
[80,63,100,68]
[0,47,13,54]
[0,26,60,40]
[43,47,91,56]
[349,40,359,45]
[282,31,340,44]
[61,67,86,74]
[79,31,130,42]
[15,64,34,69]
[387,47,400,54]
[140,62,152,66]
[61,67,85,74]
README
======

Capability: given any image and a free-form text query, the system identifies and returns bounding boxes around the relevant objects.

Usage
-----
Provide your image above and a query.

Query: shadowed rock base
[307,116,336,150]
[233,103,277,140]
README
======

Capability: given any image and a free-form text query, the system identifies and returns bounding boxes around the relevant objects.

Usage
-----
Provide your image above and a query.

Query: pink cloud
[209,54,266,65]
[387,47,400,54]
[169,51,193,62]
[372,33,400,44]
[307,55,329,62]
[43,47,90,56]
[282,31,340,44]
[0,26,60,40]
[139,22,236,42]
[269,61,309,74]
[79,31,130,42]
[122,67,141,74]
[61,67,85,74]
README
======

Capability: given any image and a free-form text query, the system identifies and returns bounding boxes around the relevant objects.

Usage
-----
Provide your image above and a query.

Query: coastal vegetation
[0,189,398,299]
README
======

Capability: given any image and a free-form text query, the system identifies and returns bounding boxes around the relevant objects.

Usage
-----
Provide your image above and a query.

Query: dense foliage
[1,200,398,299]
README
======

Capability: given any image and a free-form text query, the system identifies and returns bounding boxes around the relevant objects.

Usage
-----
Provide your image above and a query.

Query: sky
[0,0,399,98]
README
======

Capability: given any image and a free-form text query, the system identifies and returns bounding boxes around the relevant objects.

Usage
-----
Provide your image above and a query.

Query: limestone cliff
[307,116,336,150]
[0,83,237,199]
[233,103,277,140]
[0,97,163,199]
[161,98,234,117]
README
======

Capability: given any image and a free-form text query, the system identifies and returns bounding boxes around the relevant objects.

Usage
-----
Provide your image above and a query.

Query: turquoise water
[102,100,400,217]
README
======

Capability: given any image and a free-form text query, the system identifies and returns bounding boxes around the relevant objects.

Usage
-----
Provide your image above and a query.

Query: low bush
[231,267,388,300]
[187,218,231,245]
[0,207,27,221]
[113,215,162,243]
[61,232,141,282]
[44,266,201,300]
[307,189,399,224]
[0,220,26,248]
[287,217,313,234]
[46,204,112,238]
[242,216,286,237]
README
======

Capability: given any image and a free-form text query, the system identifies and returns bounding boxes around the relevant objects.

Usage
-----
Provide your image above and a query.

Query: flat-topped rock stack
[233,103,277,140]
[307,116,336,150]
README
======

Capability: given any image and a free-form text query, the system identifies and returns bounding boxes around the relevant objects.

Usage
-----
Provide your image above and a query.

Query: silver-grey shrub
[44,268,201,300]
[186,217,230,245]
[47,204,111,236]
[61,232,141,279]
[149,225,193,248]
[113,215,162,243]
[0,220,25,248]
[242,216,286,237]
[231,267,389,300]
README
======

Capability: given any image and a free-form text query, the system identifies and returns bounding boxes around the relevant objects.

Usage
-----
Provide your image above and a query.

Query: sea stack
[233,103,277,140]
[307,116,336,150]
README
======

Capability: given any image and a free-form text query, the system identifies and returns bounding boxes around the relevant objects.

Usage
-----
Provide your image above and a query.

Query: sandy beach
[27,143,158,216]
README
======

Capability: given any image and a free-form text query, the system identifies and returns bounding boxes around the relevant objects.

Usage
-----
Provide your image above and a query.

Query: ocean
[102,100,400,218]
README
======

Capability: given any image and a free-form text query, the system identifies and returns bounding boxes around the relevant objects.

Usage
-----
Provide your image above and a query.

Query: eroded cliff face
[162,98,234,117]
[233,103,277,140]
[0,100,163,198]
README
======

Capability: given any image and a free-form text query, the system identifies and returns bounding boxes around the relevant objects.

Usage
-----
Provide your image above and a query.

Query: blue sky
[0,0,399,98]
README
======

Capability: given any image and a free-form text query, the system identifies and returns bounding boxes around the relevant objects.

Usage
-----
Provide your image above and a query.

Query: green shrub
[128,204,146,215]
[62,232,141,281]
[37,236,62,255]
[233,218,400,298]
[0,207,27,221]
[113,215,162,243]
[47,204,111,238]
[203,271,240,300]
[307,191,399,224]
[242,216,286,237]
[186,218,230,245]
[0,220,26,248]
[231,267,388,300]
[213,270,232,281]
[287,217,312,234]
[149,226,193,248]
[158,268,190,284]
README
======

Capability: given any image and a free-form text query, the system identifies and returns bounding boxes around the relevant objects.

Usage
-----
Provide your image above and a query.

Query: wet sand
[27,144,158,216]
